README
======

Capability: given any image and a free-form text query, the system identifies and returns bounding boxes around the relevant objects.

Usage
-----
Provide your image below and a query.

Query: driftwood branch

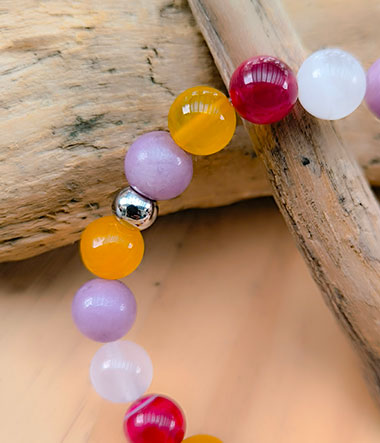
[0,0,380,262]
[189,0,380,401]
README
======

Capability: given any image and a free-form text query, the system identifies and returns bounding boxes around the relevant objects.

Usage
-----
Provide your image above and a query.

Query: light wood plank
[1,199,379,442]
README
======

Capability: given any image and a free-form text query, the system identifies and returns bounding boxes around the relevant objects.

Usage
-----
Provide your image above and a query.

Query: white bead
[90,341,153,403]
[297,48,366,120]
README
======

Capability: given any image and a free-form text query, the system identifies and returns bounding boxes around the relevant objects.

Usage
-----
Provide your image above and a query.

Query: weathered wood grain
[188,0,380,403]
[1,0,380,262]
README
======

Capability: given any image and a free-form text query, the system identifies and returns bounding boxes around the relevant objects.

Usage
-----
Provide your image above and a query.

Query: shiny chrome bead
[112,187,158,230]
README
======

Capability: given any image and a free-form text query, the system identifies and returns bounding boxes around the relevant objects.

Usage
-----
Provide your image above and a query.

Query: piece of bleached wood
[189,0,380,403]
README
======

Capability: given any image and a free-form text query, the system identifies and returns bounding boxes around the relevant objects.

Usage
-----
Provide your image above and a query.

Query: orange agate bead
[80,215,144,280]
[183,436,223,443]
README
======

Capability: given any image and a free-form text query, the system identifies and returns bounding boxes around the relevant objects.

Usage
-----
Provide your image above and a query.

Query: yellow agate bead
[168,86,236,156]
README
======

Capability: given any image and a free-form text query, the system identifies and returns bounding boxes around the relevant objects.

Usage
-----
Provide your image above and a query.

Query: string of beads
[72,49,380,442]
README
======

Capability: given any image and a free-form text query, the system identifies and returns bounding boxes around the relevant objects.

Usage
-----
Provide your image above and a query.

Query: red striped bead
[124,394,186,443]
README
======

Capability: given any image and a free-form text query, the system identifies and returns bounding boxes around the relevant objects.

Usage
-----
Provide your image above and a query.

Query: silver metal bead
[112,187,158,230]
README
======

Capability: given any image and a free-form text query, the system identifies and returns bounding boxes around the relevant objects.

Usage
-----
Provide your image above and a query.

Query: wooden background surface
[2,0,380,262]
[1,199,380,443]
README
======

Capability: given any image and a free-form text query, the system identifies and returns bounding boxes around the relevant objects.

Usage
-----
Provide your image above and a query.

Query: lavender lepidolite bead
[366,58,380,119]
[124,131,193,201]
[72,279,137,342]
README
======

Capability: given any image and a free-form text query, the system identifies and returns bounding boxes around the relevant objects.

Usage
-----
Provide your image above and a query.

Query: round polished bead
[112,187,158,231]
[168,86,236,155]
[125,131,193,201]
[297,48,366,120]
[229,55,298,124]
[124,394,186,443]
[72,279,137,342]
[365,58,380,119]
[90,341,153,403]
[80,216,144,280]
[183,436,222,443]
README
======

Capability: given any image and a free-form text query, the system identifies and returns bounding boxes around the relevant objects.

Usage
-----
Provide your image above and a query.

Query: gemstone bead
[168,86,236,155]
[125,131,193,201]
[72,279,137,342]
[90,341,153,403]
[365,58,380,119]
[183,436,223,443]
[124,394,186,443]
[229,55,298,124]
[297,48,366,120]
[80,216,144,280]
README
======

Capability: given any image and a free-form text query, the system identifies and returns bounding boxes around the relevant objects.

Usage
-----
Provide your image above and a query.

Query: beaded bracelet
[71,48,380,443]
